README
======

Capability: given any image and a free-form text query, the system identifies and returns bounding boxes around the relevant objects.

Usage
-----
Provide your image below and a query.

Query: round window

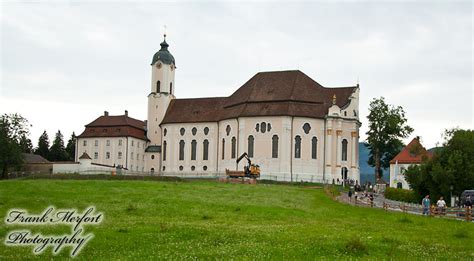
[303,123,311,134]
[191,166,195,171]
[204,127,209,135]
[180,128,185,136]
[179,166,183,171]
[151,155,155,160]
[203,166,208,171]
[192,127,197,136]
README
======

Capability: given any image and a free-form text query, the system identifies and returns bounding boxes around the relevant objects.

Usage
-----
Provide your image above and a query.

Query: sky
[1,0,472,149]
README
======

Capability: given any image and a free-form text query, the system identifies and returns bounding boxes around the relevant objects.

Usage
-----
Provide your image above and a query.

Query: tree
[35,131,50,160]
[405,129,474,205]
[66,132,76,161]
[50,130,68,161]
[19,135,33,153]
[366,97,413,182]
[0,113,31,179]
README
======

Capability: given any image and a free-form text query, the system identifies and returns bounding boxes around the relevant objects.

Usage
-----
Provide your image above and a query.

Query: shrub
[344,238,368,255]
[384,187,418,203]
[324,185,341,199]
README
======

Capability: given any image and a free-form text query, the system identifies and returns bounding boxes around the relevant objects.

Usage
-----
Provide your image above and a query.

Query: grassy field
[0,178,473,260]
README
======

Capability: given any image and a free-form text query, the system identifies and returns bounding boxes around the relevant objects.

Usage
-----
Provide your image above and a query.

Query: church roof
[161,70,358,124]
[77,113,147,140]
[390,137,433,164]
[151,38,175,65]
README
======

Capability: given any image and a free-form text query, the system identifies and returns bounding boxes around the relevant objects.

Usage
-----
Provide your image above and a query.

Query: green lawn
[0,179,472,260]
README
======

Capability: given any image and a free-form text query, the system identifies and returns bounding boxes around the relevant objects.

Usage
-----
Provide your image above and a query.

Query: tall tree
[50,130,68,161]
[366,97,413,182]
[0,113,31,179]
[19,135,33,153]
[35,131,50,160]
[66,132,76,161]
[405,129,474,205]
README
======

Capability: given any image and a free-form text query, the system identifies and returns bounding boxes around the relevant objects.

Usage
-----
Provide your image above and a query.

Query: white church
[76,36,361,183]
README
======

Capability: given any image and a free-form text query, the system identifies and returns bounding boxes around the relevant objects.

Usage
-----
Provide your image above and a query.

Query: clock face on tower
[156,62,162,69]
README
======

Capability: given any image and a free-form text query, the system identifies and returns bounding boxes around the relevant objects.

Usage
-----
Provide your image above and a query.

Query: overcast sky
[1,1,472,149]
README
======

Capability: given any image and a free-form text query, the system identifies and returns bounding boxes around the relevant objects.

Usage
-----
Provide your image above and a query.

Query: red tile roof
[390,138,433,164]
[78,114,147,140]
[161,70,358,124]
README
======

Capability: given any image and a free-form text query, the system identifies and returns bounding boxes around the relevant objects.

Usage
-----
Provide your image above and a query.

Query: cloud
[1,1,472,149]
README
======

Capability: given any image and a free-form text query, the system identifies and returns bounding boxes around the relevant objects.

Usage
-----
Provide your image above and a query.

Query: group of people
[333,178,358,187]
[421,195,472,215]
[348,188,374,206]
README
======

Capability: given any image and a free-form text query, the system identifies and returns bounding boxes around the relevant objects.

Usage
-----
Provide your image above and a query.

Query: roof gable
[390,138,433,164]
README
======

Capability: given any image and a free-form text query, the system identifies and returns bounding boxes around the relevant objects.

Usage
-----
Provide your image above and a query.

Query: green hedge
[384,187,418,203]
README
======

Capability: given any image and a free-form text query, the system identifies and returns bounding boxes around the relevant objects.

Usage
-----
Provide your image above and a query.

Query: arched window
[156,81,161,93]
[342,139,348,161]
[248,135,254,157]
[261,122,267,133]
[397,182,403,189]
[191,140,197,160]
[203,140,209,160]
[231,137,236,159]
[204,127,209,135]
[163,141,167,161]
[311,137,318,159]
[179,140,185,161]
[192,127,197,136]
[272,135,279,158]
[295,136,301,158]
[222,139,225,160]
[170,82,173,94]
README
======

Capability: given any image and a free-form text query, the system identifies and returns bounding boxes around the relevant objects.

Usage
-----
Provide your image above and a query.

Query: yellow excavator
[225,152,260,179]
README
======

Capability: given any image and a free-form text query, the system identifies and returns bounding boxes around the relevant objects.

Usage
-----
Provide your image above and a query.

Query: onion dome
[151,35,175,65]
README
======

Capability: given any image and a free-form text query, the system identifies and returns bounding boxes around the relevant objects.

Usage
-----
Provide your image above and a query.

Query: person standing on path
[348,189,353,203]
[422,195,430,215]
[437,197,446,215]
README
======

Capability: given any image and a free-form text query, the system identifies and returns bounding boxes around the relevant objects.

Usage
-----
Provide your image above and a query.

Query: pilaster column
[325,129,332,178]
[336,130,342,165]
[351,131,357,168]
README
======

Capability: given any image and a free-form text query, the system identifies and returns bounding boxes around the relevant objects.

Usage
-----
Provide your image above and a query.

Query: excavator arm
[236,152,251,166]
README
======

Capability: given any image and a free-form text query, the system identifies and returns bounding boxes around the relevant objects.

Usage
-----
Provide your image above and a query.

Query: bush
[344,238,368,255]
[384,187,418,203]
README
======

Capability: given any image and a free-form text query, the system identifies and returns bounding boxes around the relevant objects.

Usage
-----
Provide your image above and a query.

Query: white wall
[390,163,413,189]
[76,136,146,170]
[159,114,359,183]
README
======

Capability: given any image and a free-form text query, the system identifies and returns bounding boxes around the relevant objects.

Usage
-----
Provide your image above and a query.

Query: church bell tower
[146,34,175,165]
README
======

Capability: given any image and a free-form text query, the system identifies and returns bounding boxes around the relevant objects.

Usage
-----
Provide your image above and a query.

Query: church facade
[77,36,361,183]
